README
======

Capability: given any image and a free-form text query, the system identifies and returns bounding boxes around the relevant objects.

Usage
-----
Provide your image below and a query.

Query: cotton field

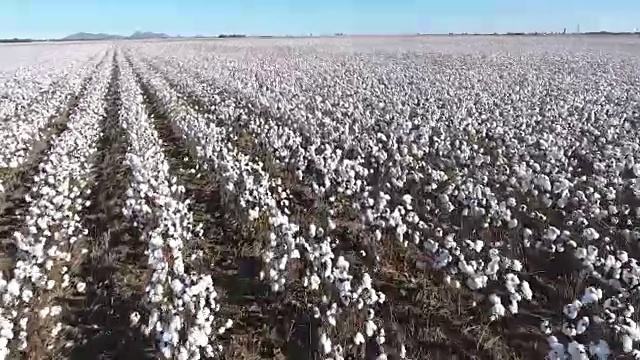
[0,35,639,359]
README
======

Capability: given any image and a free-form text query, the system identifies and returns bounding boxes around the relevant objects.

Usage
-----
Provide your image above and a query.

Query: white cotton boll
[586,340,610,360]
[353,332,365,346]
[540,320,552,335]
[472,240,484,252]
[576,317,589,334]
[489,294,505,320]
[39,307,50,319]
[378,291,386,304]
[160,344,172,359]
[320,333,332,355]
[520,281,533,301]
[248,207,260,221]
[335,256,349,271]
[508,298,518,314]
[563,322,577,337]
[399,344,407,359]
[581,287,602,305]
[365,320,377,337]
[583,228,600,241]
[568,341,589,360]
[617,251,629,263]
[328,315,336,327]
[619,320,640,344]
[76,281,86,293]
[563,301,581,319]
[310,274,321,290]
[548,336,565,360]
[624,305,635,318]
[6,279,20,297]
[130,311,141,326]
[18,317,28,331]
[622,334,633,353]
[21,288,33,303]
[545,227,560,241]
[466,274,488,290]
[376,333,386,344]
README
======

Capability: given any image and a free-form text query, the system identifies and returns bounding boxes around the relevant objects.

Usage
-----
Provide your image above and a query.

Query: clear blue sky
[0,0,638,39]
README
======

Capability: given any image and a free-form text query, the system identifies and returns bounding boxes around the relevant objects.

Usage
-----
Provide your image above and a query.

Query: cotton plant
[127,54,393,359]
[116,56,234,359]
[136,52,397,357]
[120,38,640,358]
[0,54,113,358]
[141,41,541,315]
[0,50,108,171]
[0,44,106,120]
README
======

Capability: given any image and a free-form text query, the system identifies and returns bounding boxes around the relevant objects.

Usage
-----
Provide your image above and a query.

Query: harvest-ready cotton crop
[0,35,639,359]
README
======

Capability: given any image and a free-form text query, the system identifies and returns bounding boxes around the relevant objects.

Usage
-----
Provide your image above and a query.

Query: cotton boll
[563,322,577,337]
[576,316,589,334]
[319,333,332,355]
[563,301,582,319]
[547,336,566,360]
[567,341,589,360]
[489,294,505,320]
[365,320,377,337]
[622,334,633,353]
[581,287,602,305]
[540,320,552,335]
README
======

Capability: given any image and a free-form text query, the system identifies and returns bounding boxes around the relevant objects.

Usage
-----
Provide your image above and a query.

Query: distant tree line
[443,31,640,36]
[0,38,37,43]
[218,34,246,38]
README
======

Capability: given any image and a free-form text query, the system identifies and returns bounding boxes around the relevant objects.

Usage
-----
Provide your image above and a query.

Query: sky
[0,0,639,39]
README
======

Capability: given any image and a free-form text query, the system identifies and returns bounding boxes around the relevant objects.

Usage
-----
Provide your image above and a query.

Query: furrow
[62,49,155,359]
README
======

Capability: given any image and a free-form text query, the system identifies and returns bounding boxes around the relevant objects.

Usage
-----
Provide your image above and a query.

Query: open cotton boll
[488,294,505,320]
[567,341,589,360]
[548,336,566,360]
[581,286,603,305]
[563,301,582,320]
[588,340,610,359]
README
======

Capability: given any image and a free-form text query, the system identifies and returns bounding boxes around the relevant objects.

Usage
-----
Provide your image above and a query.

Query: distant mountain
[61,31,170,41]
[62,32,125,40]
[129,31,170,39]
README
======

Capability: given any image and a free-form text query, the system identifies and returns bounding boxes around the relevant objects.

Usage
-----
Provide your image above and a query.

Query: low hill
[62,31,170,41]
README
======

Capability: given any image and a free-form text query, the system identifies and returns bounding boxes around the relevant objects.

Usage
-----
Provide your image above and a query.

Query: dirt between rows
[62,50,155,360]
